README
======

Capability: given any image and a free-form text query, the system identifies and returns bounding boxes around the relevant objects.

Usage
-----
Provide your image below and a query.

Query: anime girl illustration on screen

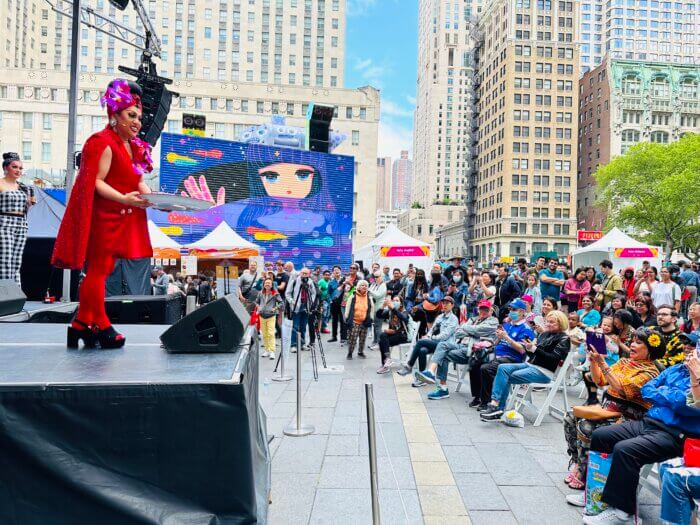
[149,135,354,268]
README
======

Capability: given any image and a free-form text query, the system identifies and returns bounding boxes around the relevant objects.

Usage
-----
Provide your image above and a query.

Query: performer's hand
[181,175,225,206]
[123,191,149,208]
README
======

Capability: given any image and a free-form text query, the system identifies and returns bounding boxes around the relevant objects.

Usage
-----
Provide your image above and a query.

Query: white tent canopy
[148,220,181,249]
[185,221,260,255]
[353,224,433,273]
[571,227,662,272]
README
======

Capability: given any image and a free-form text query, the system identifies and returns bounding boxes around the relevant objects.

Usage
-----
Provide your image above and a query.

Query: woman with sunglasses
[634,294,657,327]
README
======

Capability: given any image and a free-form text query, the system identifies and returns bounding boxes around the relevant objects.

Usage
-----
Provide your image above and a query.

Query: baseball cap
[680,332,700,346]
[510,298,527,310]
[477,300,493,309]
[521,294,533,304]
[441,296,455,304]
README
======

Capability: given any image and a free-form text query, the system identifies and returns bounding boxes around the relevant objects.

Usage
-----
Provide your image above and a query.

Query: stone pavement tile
[326,434,360,456]
[426,406,461,425]
[267,472,317,525]
[433,424,472,446]
[638,504,663,525]
[417,485,468,517]
[265,401,297,419]
[301,407,337,435]
[546,472,581,497]
[453,473,509,511]
[378,489,423,525]
[272,434,328,474]
[359,422,410,458]
[638,486,662,506]
[362,399,402,423]
[525,445,572,473]
[409,441,447,462]
[404,424,440,444]
[423,516,472,525]
[443,446,488,473]
[444,398,474,415]
[318,456,369,488]
[456,418,519,444]
[399,400,429,414]
[265,417,292,438]
[499,485,581,525]
[378,457,417,489]
[274,388,300,404]
[474,443,553,486]
[335,399,362,417]
[402,412,434,427]
[413,461,456,486]
[309,488,372,525]
[331,415,361,435]
[467,511,518,525]
[508,422,568,451]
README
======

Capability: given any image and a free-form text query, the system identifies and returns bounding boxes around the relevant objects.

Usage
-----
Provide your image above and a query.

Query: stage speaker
[138,78,173,147]
[305,103,334,153]
[105,294,182,325]
[0,280,26,317]
[160,295,249,353]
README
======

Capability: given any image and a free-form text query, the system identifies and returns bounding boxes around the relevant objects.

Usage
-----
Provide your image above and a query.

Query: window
[651,77,670,97]
[346,107,353,119]
[257,101,264,114]
[22,141,32,161]
[622,74,641,95]
[41,142,51,162]
[42,113,52,130]
[22,112,33,129]
[679,78,698,99]
[351,130,359,146]
[650,130,669,143]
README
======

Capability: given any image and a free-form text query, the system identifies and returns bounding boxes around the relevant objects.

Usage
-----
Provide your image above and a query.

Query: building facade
[412,0,482,208]
[577,58,700,230]
[375,209,400,236]
[397,205,465,246]
[0,69,380,249]
[375,156,392,211]
[391,150,412,210]
[2,0,346,88]
[435,220,467,259]
[579,0,700,74]
[472,0,579,264]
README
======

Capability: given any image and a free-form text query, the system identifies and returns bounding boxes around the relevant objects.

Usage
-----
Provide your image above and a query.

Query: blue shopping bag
[586,451,612,515]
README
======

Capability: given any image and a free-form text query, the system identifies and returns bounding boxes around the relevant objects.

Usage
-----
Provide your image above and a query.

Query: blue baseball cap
[680,332,700,346]
[509,298,527,310]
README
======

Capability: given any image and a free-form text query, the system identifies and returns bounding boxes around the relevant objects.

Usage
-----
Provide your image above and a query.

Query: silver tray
[140,192,214,212]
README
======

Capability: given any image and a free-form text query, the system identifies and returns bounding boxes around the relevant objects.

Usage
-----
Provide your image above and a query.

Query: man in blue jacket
[584,335,700,525]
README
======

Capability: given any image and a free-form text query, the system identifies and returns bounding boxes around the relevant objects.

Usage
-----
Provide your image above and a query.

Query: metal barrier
[283,331,315,437]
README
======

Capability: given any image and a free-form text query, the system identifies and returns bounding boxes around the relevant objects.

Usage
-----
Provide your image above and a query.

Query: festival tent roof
[357,224,431,249]
[572,227,650,254]
[148,220,182,259]
[27,187,65,238]
[185,221,260,258]
[353,224,433,272]
[571,227,662,271]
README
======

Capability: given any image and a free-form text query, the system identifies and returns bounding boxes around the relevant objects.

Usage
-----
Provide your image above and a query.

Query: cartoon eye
[296,169,314,181]
[260,171,280,182]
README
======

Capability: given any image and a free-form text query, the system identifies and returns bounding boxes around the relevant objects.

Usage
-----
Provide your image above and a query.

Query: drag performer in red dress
[52,79,153,349]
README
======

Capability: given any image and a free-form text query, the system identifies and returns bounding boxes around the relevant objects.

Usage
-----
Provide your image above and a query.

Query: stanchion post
[365,383,381,525]
[283,331,314,437]
[272,338,293,382]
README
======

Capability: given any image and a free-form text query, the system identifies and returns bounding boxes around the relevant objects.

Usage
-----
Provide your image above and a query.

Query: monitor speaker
[306,103,334,153]
[0,280,26,317]
[160,295,249,353]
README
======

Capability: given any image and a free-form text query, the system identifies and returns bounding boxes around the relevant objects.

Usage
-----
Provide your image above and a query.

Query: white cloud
[352,57,388,90]
[347,0,378,17]
[405,94,416,106]
[353,58,372,71]
[382,99,414,118]
[378,118,413,160]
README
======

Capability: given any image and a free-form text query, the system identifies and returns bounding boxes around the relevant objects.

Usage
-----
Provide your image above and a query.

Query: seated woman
[376,295,410,375]
[601,292,627,318]
[577,295,601,328]
[633,293,657,328]
[562,326,664,492]
[480,311,570,421]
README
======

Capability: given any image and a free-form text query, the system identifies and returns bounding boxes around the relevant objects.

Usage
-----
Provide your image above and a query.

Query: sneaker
[479,406,504,421]
[376,364,392,374]
[367,343,379,351]
[261,351,269,358]
[396,365,412,376]
[427,387,450,400]
[346,353,353,360]
[357,352,367,359]
[565,492,586,508]
[582,509,634,525]
[328,338,338,343]
[269,352,275,360]
[476,404,489,412]
[415,370,436,384]
[468,398,481,408]
[291,347,297,353]
[411,378,427,388]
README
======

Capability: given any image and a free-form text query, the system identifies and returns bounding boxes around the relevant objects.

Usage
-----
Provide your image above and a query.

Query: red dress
[52,126,152,269]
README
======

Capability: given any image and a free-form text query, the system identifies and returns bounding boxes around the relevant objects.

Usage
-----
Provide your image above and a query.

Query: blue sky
[344,0,418,161]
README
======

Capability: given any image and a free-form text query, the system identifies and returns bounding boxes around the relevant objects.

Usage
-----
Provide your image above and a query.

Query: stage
[0,300,78,323]
[0,323,271,524]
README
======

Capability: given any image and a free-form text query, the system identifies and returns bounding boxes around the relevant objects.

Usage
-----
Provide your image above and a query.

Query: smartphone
[586,331,607,355]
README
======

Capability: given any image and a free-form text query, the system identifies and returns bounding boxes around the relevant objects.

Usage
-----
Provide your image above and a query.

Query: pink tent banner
[380,246,431,257]
[614,247,659,258]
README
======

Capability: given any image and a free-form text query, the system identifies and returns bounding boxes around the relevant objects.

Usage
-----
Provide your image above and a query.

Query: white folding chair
[505,351,576,427]
[395,328,418,367]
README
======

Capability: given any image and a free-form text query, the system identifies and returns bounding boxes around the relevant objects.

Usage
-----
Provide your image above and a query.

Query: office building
[376,156,392,211]
[577,58,700,230]
[391,150,412,210]
[471,0,579,263]
[375,209,400,236]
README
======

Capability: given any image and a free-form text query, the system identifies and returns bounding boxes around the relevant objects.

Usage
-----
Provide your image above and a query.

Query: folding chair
[505,351,576,427]
[395,327,418,367]
[638,462,662,498]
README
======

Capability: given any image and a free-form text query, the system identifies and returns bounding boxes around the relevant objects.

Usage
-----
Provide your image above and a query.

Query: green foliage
[411,201,423,209]
[594,133,700,257]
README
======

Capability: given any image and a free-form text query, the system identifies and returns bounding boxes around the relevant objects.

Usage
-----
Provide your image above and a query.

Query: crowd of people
[232,254,700,525]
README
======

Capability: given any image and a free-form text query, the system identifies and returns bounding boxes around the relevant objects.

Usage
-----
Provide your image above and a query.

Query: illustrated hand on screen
[181,175,225,206]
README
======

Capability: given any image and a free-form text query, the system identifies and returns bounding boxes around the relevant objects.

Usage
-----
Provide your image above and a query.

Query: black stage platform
[0,324,271,524]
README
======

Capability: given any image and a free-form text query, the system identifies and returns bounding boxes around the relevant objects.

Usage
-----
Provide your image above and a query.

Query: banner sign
[614,247,659,258]
[181,255,198,276]
[577,230,603,242]
[379,246,430,257]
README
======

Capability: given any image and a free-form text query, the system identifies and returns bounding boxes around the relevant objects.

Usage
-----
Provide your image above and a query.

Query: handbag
[684,437,700,468]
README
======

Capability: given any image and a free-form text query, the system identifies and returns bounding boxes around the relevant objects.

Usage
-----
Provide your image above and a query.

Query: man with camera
[286,267,319,351]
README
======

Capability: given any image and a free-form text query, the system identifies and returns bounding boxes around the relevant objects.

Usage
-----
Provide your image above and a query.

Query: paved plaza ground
[260,336,663,525]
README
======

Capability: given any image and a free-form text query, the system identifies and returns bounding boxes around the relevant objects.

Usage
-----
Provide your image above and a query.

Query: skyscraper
[376,156,392,211]
[471,0,579,263]
[391,150,413,210]
[579,0,700,74]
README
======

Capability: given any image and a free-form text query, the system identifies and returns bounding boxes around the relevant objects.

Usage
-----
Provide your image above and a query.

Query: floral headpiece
[100,79,141,115]
[131,137,153,176]
[634,327,666,360]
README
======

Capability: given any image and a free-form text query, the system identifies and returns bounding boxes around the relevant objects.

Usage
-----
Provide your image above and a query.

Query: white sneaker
[582,508,634,525]
[565,492,585,507]
[368,343,378,351]
[261,351,269,358]
[376,364,391,374]
[269,352,275,360]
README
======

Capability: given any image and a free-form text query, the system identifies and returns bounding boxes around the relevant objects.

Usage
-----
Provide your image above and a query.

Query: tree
[411,202,423,209]
[594,133,700,258]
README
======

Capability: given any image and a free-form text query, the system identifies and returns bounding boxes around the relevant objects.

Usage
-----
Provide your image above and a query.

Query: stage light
[108,0,130,11]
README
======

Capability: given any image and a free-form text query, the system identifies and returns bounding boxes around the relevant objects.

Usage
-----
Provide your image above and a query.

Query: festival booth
[571,227,662,272]
[148,220,182,261]
[353,224,433,273]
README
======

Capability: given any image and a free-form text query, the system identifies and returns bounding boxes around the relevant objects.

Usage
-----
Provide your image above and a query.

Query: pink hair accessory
[100,78,140,115]
[131,137,153,176]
